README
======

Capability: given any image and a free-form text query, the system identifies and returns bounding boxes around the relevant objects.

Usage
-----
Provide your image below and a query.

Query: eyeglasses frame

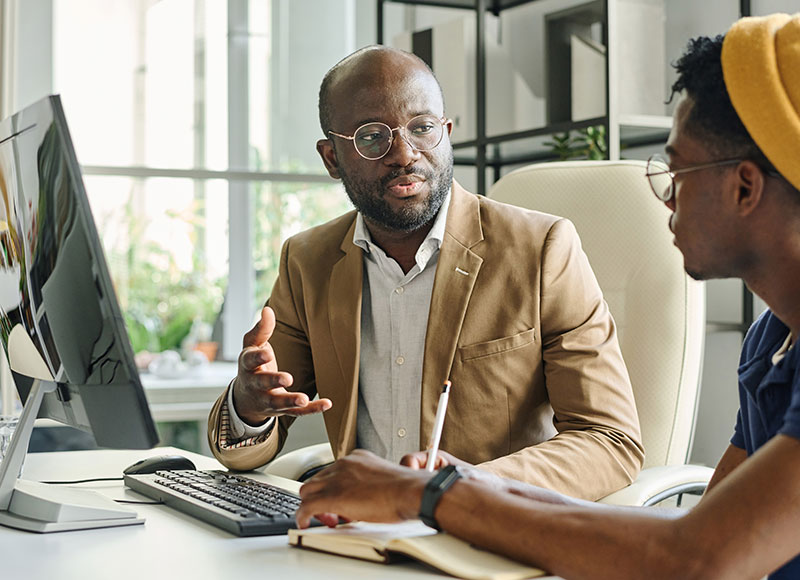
[645,154,747,202]
[328,115,450,160]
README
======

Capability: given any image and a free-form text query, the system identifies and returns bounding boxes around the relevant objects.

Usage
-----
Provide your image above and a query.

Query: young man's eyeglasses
[328,115,448,160]
[645,154,744,202]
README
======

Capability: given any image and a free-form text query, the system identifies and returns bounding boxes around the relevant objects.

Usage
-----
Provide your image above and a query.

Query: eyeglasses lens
[354,124,392,159]
[353,115,443,159]
[646,158,673,201]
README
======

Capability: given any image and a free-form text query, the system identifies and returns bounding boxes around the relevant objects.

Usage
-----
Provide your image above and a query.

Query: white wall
[752,0,800,14]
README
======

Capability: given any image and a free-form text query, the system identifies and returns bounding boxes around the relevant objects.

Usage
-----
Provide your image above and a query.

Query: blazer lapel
[420,183,484,441]
[327,219,363,457]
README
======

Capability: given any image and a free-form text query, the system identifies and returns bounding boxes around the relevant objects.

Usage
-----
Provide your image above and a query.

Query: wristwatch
[418,465,464,531]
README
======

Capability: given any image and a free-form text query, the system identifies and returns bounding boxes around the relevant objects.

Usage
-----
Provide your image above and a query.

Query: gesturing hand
[232,306,332,425]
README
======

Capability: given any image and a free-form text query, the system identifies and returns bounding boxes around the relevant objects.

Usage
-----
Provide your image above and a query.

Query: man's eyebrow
[664,144,679,159]
[351,117,382,127]
[350,111,438,128]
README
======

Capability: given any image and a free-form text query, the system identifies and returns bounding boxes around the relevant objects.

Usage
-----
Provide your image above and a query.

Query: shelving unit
[377,0,752,198]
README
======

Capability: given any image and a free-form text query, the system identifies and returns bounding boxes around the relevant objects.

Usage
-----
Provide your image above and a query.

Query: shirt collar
[771,333,793,365]
[353,187,452,261]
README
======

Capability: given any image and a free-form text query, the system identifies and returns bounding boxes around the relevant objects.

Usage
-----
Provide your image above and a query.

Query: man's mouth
[385,175,425,197]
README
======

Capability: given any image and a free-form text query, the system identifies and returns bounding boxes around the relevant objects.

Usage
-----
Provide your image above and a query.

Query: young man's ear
[317,139,341,180]
[734,160,767,216]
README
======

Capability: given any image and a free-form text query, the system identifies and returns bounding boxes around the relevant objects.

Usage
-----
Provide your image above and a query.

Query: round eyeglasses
[328,115,448,160]
[645,154,743,202]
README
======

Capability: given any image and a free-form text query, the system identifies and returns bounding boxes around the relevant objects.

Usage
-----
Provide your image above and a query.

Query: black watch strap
[418,465,463,531]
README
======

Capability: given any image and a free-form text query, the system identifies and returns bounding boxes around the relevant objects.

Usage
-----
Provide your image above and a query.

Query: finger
[434,455,451,469]
[399,452,426,469]
[284,398,332,414]
[249,369,294,390]
[295,496,335,528]
[295,505,314,529]
[278,399,333,417]
[316,513,340,528]
[436,450,472,468]
[240,346,279,372]
[242,306,276,348]
[253,388,306,409]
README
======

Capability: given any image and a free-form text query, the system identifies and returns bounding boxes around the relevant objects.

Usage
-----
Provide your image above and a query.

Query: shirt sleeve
[217,381,275,450]
[731,408,745,449]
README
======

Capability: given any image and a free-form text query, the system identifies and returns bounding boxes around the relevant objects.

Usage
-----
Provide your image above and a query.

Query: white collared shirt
[353,191,451,462]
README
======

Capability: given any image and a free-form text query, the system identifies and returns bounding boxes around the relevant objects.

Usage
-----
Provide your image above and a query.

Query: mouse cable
[40,477,123,484]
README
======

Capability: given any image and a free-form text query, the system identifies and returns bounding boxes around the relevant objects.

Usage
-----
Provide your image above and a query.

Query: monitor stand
[0,378,143,532]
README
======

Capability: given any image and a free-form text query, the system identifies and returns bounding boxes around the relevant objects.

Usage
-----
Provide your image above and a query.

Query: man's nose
[383,129,420,166]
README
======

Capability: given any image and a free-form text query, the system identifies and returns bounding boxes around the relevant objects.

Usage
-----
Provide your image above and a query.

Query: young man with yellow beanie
[292,12,800,580]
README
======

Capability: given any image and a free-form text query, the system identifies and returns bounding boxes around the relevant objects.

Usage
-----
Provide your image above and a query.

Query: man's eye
[358,132,386,143]
[411,124,434,135]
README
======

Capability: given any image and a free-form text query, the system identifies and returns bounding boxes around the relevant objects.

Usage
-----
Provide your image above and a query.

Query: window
[42,0,369,360]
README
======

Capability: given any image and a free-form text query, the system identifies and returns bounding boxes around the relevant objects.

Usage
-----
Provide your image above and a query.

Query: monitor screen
[0,95,158,450]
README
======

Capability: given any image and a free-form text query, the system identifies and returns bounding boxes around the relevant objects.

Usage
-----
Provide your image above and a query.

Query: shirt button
[394,287,404,294]
[396,356,405,365]
[397,428,407,438]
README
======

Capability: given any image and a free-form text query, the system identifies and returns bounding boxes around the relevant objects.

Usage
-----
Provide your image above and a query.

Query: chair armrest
[262,442,334,482]
[597,465,715,507]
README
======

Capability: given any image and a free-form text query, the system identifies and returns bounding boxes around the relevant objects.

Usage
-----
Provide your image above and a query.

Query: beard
[337,147,454,233]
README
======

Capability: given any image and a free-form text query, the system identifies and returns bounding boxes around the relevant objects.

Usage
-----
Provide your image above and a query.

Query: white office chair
[266,159,712,505]
[263,442,334,482]
[488,159,712,506]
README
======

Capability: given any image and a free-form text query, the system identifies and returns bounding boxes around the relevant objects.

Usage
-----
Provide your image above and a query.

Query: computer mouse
[123,454,197,475]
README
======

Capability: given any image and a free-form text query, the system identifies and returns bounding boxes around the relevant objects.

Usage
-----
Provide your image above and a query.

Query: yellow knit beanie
[721,13,800,190]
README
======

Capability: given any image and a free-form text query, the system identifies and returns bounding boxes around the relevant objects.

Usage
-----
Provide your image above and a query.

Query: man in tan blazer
[208,45,642,500]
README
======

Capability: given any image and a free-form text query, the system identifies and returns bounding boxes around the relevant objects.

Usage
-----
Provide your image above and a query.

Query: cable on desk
[40,477,123,484]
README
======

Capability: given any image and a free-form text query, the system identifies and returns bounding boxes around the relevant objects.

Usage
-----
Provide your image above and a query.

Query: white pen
[426,380,451,472]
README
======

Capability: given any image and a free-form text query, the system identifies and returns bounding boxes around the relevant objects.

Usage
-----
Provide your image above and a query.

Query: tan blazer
[209,182,643,500]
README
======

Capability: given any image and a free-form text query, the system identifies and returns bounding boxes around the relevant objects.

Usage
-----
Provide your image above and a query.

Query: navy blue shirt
[732,309,800,579]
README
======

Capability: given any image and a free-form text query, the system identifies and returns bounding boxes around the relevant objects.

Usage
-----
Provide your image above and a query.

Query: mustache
[379,166,432,189]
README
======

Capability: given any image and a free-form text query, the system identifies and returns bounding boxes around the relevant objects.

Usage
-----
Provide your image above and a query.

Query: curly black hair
[669,34,777,172]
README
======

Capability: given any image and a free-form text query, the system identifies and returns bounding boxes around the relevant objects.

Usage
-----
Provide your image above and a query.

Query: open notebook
[288,520,545,580]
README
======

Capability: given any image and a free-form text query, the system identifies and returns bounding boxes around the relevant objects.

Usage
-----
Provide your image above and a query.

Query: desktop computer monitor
[0,95,159,532]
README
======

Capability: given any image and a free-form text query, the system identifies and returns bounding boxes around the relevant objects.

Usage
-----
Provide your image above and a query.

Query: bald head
[318,45,444,136]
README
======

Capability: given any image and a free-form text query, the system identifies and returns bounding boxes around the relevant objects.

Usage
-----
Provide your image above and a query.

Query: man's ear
[733,160,766,216]
[317,139,341,180]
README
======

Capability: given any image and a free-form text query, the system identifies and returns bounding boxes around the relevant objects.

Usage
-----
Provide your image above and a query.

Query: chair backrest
[488,160,705,469]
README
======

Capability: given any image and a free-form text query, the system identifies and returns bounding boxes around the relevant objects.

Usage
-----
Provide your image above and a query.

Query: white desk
[2,447,559,579]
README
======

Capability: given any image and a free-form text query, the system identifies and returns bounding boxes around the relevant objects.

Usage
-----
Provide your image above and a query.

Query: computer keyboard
[124,469,314,537]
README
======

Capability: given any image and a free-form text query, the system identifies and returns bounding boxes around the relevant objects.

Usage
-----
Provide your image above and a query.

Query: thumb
[243,306,276,348]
